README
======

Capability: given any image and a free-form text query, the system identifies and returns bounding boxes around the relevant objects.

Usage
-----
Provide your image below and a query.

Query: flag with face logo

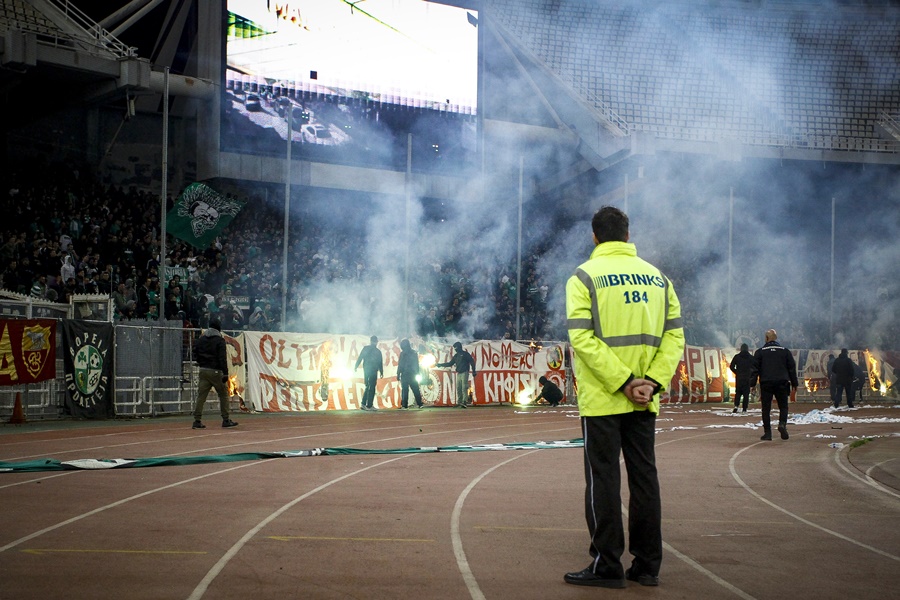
[166,183,246,249]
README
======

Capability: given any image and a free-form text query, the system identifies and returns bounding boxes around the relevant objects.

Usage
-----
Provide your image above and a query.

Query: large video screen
[222,0,479,170]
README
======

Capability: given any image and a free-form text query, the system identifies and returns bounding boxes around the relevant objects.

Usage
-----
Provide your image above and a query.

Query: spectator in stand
[30,274,48,299]
[1,258,19,291]
[249,305,269,331]
[97,270,112,294]
[60,254,76,283]
[112,282,129,315]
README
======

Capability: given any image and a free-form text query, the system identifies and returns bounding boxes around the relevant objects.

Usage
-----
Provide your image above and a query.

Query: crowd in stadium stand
[0,162,555,342]
[2,162,895,350]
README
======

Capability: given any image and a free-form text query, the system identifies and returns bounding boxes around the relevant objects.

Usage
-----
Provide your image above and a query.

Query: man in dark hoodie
[729,343,754,413]
[534,375,563,407]
[355,335,383,411]
[192,318,238,429]
[397,339,425,409]
[750,329,797,441]
[437,341,477,408]
[831,348,855,408]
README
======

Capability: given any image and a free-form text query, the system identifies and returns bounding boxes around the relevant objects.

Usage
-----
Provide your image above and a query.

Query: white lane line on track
[648,429,761,600]
[836,450,900,500]
[450,451,537,600]
[0,461,261,554]
[1,415,555,461]
[661,542,758,600]
[187,455,411,600]
[0,418,569,489]
[1,420,579,595]
[729,443,900,562]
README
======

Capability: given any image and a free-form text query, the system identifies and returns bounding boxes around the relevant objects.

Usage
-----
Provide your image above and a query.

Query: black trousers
[362,371,378,408]
[581,411,661,579]
[834,382,854,408]
[759,380,790,429]
[733,381,750,411]
[400,376,423,407]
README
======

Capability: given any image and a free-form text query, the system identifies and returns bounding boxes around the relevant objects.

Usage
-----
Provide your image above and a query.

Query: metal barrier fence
[0,323,237,422]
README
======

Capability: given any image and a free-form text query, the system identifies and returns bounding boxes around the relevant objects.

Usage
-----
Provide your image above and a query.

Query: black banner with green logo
[62,321,115,419]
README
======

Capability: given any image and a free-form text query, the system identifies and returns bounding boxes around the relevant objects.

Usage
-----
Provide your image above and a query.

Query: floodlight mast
[282,107,293,329]
[158,67,169,323]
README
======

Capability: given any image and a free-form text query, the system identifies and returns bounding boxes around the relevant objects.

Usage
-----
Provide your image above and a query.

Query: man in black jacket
[729,343,754,413]
[750,329,797,440]
[192,319,238,429]
[355,336,383,410]
[831,348,855,408]
[397,339,425,409]
[534,376,563,407]
[437,341,477,408]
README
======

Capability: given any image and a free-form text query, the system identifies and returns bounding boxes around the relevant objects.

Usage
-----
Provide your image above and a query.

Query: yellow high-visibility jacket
[566,241,685,416]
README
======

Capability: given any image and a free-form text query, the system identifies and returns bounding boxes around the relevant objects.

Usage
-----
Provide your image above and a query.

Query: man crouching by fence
[192,318,238,429]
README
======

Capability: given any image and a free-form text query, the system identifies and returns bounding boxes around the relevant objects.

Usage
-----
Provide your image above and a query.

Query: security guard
[564,206,684,589]
[750,329,797,440]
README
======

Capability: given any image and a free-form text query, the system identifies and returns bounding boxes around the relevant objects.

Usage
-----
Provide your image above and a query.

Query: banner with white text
[241,333,567,411]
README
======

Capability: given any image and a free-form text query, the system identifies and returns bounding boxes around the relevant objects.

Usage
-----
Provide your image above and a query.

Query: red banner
[0,319,57,386]
[241,333,567,411]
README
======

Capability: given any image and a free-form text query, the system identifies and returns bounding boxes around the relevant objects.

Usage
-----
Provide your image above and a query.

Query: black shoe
[732,407,738,413]
[625,568,659,587]
[564,568,626,588]
[360,406,369,411]
[399,406,407,410]
[460,403,468,409]
[760,430,772,441]
[369,406,378,411]
[778,423,789,440]
[417,404,425,409]
[222,419,238,428]
[192,420,205,429]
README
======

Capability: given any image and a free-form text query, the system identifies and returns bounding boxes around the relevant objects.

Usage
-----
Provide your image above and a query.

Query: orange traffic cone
[9,392,26,424]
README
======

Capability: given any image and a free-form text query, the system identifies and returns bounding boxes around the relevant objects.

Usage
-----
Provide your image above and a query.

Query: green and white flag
[166,183,245,249]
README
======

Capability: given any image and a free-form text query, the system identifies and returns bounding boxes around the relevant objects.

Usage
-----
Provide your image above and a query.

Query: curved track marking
[187,455,411,600]
[660,542,758,600]
[651,429,761,599]
[450,451,537,600]
[729,443,899,562]
[1,415,558,461]
[0,471,76,491]
[189,427,576,599]
[836,451,900,499]
[0,461,260,554]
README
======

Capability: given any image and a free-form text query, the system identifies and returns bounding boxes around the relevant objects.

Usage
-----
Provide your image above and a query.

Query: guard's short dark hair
[591,205,629,243]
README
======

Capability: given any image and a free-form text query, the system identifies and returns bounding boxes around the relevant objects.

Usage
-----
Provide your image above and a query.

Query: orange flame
[227,374,239,397]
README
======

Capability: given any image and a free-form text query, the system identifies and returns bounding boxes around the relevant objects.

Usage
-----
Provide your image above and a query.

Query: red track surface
[1,402,898,599]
